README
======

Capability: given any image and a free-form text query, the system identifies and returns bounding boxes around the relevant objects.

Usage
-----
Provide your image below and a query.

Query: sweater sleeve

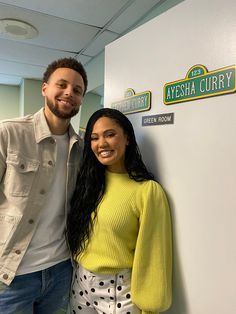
[131,181,172,313]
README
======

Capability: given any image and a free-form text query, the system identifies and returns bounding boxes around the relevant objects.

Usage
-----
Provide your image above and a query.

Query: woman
[67,108,172,314]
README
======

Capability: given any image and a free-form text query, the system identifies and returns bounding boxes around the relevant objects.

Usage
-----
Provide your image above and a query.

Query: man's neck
[43,106,70,135]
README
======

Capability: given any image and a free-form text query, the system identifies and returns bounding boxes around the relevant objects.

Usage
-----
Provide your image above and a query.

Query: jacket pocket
[0,214,21,257]
[5,152,39,197]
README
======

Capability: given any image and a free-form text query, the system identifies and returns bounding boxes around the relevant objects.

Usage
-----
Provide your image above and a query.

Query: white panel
[104,0,236,313]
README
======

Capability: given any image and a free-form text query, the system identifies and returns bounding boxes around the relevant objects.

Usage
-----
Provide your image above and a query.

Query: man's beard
[46,98,79,119]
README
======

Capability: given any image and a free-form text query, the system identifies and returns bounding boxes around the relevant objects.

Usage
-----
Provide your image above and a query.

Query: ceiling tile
[0,0,180,87]
[0,0,132,27]
[0,74,22,86]
[0,4,99,51]
[0,38,91,66]
[0,59,45,79]
[108,0,162,33]
[83,31,119,57]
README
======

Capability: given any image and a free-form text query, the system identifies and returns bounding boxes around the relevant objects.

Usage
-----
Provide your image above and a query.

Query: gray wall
[0,85,19,119]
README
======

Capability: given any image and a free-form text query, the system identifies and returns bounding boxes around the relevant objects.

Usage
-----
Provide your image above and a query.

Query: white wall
[104,0,236,313]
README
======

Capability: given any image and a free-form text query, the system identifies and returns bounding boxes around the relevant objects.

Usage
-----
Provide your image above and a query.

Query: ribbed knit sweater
[77,171,172,314]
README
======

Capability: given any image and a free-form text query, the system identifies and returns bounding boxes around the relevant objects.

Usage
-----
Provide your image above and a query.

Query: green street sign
[111,88,151,114]
[164,65,236,105]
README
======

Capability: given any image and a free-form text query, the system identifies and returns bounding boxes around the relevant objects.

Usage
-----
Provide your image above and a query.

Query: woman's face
[90,116,129,173]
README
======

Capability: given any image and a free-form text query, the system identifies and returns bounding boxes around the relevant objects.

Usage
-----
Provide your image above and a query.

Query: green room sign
[111,88,151,114]
[164,64,236,105]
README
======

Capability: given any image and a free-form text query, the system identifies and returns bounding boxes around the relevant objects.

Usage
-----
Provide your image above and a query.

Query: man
[0,57,87,313]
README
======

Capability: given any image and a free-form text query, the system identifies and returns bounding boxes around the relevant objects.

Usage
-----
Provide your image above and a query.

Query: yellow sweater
[77,171,172,314]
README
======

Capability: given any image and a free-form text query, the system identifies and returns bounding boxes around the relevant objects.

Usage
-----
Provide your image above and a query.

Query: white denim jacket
[0,108,83,285]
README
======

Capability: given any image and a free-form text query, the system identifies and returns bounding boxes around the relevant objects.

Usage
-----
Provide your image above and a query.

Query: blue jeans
[0,259,72,314]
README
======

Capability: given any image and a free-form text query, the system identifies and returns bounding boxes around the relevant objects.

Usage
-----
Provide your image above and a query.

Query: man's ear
[41,82,47,97]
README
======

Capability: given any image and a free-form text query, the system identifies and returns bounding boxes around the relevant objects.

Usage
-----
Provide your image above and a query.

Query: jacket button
[28,219,34,224]
[40,189,45,195]
[20,164,25,169]
[3,274,8,280]
[48,160,53,166]
[15,250,21,255]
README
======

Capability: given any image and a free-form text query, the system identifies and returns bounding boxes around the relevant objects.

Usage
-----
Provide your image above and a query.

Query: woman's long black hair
[67,108,155,261]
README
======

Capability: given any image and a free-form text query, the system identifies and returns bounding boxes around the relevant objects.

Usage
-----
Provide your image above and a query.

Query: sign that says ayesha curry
[164,65,236,105]
[111,88,151,114]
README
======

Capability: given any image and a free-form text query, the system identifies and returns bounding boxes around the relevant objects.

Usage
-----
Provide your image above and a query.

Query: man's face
[42,67,85,119]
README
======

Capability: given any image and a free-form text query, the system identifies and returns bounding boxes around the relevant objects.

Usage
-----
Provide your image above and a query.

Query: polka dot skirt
[70,265,140,314]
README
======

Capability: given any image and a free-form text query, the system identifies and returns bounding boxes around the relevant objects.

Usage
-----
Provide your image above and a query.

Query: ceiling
[0,0,167,95]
